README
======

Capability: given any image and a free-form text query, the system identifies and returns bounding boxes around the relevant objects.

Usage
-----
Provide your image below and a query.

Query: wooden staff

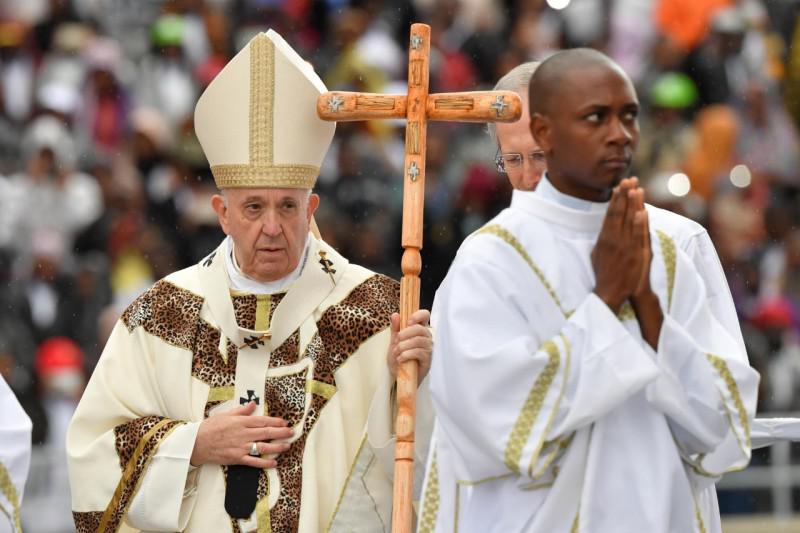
[317,23,521,532]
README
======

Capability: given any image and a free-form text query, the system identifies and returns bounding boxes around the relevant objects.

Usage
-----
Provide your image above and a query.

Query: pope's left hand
[387,309,432,386]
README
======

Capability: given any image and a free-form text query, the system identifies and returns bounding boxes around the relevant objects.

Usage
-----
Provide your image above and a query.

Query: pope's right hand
[190,401,293,468]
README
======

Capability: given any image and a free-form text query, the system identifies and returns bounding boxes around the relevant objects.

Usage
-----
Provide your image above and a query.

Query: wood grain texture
[428,91,522,122]
[392,22,430,533]
[316,93,405,120]
[316,91,522,123]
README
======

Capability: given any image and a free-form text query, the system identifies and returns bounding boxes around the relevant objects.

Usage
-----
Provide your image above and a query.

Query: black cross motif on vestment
[239,389,260,405]
[202,251,216,267]
[319,257,336,274]
[242,335,266,349]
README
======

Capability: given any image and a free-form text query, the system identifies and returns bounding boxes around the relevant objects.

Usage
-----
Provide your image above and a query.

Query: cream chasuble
[0,375,32,533]
[418,187,760,533]
[67,235,432,532]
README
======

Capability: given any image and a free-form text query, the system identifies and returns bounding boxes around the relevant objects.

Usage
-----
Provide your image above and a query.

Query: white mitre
[194,29,335,189]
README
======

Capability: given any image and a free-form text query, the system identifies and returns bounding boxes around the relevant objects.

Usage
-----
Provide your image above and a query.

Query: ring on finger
[249,441,260,457]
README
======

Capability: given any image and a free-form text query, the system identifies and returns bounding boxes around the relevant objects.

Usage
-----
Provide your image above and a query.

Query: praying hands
[592,177,663,348]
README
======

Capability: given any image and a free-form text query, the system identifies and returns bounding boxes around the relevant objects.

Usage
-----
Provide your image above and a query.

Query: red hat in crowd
[35,337,84,376]
[751,298,796,331]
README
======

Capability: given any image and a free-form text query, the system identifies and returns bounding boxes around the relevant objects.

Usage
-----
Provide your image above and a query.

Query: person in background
[488,61,546,191]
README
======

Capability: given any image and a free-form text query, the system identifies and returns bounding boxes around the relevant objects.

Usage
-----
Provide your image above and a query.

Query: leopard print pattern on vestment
[313,274,399,386]
[113,415,166,469]
[231,294,257,329]
[265,274,399,529]
[72,511,103,533]
[102,420,183,532]
[231,292,286,331]
[303,333,329,383]
[257,469,269,509]
[269,331,299,368]
[204,400,225,419]
[265,371,307,428]
[121,280,203,350]
[192,320,237,388]
[266,393,328,532]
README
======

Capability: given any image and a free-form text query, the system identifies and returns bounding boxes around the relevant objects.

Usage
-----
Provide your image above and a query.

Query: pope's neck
[224,235,310,295]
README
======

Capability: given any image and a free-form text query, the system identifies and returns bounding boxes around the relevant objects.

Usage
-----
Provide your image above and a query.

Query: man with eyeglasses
[489,61,546,191]
[418,48,762,532]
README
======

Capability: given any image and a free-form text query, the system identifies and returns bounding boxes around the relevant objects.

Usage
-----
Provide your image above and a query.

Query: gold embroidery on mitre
[251,33,274,166]
[211,164,319,189]
[212,33,319,189]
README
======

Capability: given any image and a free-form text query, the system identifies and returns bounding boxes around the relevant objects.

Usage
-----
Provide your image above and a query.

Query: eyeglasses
[494,149,546,173]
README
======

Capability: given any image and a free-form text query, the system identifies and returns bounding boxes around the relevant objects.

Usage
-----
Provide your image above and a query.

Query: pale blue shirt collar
[534,173,609,213]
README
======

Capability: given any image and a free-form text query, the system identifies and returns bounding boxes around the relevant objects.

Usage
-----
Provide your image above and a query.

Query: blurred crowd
[2,0,800,527]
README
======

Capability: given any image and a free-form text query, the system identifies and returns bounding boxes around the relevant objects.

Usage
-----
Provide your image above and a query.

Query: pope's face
[212,188,319,282]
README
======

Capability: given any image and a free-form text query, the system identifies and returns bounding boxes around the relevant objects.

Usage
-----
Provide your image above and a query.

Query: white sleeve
[125,421,201,531]
[646,235,759,476]
[684,229,747,354]
[429,250,660,482]
[751,418,800,449]
[0,375,32,533]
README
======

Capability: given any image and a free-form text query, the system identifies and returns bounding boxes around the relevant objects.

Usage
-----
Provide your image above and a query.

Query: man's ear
[211,194,230,235]
[307,193,320,221]
[530,113,553,153]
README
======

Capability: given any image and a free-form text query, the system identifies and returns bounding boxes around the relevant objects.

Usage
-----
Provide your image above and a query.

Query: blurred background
[0,0,799,531]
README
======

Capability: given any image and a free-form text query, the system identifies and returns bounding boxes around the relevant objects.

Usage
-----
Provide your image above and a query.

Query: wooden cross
[317,22,521,533]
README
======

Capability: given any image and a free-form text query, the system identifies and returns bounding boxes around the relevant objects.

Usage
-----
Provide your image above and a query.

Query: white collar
[224,234,310,295]
[535,173,610,213]
[510,175,610,233]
